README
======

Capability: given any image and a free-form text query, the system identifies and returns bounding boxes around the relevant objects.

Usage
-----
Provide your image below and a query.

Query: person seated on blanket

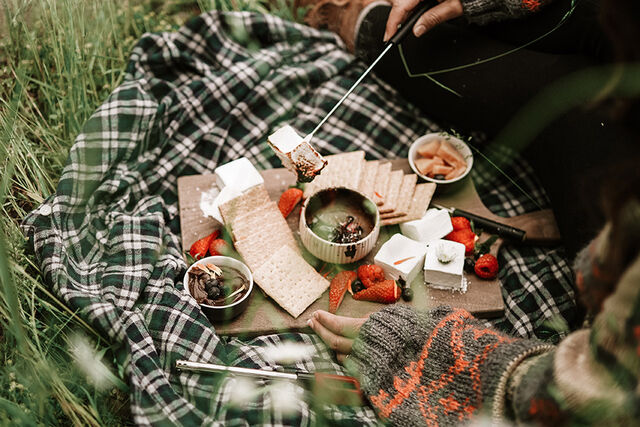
[308,169,640,425]
[303,0,640,260]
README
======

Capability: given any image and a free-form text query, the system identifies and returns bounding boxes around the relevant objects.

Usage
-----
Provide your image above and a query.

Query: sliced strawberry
[329,270,357,313]
[353,280,400,304]
[189,230,220,260]
[445,228,477,255]
[357,264,385,288]
[278,188,304,218]
[209,238,230,256]
[450,216,471,231]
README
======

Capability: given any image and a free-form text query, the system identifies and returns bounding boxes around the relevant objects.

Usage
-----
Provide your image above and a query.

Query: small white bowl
[299,187,380,264]
[183,255,253,323]
[408,132,473,185]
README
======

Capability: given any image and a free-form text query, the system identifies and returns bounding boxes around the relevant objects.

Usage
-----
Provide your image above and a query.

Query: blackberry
[351,279,365,294]
[401,288,414,302]
[397,277,407,289]
[464,257,476,273]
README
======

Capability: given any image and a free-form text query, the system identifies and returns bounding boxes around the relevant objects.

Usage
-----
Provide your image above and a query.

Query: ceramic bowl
[408,132,473,185]
[183,255,253,323]
[299,187,380,264]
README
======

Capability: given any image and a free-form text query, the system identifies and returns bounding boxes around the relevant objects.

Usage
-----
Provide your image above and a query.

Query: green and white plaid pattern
[22,11,576,425]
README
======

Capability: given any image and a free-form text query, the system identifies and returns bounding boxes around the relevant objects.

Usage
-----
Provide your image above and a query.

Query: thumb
[412,0,463,37]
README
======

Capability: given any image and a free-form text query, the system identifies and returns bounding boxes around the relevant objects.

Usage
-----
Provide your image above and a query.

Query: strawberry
[357,264,385,288]
[451,216,471,231]
[445,228,477,255]
[189,230,220,260]
[329,270,357,313]
[209,238,230,256]
[278,188,304,218]
[474,254,499,279]
[353,280,400,304]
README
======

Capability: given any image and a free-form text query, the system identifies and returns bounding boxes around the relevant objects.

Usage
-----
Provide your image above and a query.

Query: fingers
[384,0,421,42]
[308,315,354,354]
[412,0,463,37]
[312,310,367,338]
[384,0,464,41]
[336,353,348,364]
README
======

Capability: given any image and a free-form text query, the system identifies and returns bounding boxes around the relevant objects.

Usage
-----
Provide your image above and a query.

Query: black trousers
[355,0,639,258]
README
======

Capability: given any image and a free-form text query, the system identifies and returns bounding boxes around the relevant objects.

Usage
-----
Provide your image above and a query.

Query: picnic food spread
[186,138,502,321]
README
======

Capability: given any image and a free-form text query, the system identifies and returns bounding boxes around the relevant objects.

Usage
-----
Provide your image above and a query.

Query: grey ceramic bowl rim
[299,186,380,247]
[183,255,253,310]
[408,132,474,184]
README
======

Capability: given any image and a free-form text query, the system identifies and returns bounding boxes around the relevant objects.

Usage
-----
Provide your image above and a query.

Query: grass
[0,0,303,424]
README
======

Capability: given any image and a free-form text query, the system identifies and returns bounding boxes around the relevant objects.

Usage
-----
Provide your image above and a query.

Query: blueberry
[464,258,476,273]
[204,278,219,292]
[397,278,407,289]
[207,286,221,299]
[433,174,446,180]
[401,288,414,302]
[351,279,365,294]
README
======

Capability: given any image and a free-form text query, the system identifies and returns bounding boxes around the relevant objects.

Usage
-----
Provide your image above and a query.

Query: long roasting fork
[303,0,438,145]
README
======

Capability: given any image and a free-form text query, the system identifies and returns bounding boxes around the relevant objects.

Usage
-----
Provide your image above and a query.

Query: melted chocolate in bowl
[188,264,249,307]
[305,188,376,244]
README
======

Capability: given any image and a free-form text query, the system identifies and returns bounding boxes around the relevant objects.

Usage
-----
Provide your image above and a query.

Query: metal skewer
[303,0,437,145]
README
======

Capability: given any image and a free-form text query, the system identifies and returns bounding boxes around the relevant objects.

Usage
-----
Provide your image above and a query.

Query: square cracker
[379,170,403,214]
[358,160,379,200]
[381,182,436,226]
[304,151,365,197]
[234,230,299,271]
[372,162,391,205]
[381,174,417,219]
[252,245,329,318]
[230,202,287,241]
[219,184,271,226]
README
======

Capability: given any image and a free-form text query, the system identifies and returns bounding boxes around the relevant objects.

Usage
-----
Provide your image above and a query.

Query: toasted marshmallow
[268,125,327,183]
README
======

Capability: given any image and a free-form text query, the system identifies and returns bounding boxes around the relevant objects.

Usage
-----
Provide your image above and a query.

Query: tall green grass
[0,0,300,424]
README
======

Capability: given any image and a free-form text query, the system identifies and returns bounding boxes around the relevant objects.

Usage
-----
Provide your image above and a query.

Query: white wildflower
[227,376,259,407]
[262,342,316,365]
[269,380,300,415]
[69,334,113,390]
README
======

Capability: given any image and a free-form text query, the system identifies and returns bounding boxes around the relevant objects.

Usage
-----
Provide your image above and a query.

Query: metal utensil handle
[453,208,527,242]
[176,360,297,380]
[388,0,439,45]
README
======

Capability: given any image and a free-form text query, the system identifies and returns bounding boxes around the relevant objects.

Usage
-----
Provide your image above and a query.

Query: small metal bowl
[299,187,380,264]
[183,255,253,323]
[408,132,473,185]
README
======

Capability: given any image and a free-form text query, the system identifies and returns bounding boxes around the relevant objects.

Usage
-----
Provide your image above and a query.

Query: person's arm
[384,0,556,40]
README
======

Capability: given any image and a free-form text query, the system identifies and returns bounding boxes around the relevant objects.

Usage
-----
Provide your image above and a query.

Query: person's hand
[307,310,368,364]
[383,0,464,42]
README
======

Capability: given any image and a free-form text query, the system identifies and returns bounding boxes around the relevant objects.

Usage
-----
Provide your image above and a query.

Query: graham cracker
[219,184,271,226]
[234,230,299,271]
[372,162,391,205]
[381,182,436,226]
[378,170,403,214]
[230,202,287,241]
[380,174,417,219]
[304,151,365,197]
[252,245,329,318]
[358,160,379,200]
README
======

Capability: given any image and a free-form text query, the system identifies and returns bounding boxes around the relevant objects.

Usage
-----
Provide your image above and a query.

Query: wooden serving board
[178,159,560,337]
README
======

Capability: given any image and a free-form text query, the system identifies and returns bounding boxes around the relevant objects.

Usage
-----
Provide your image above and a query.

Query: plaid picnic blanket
[22,11,577,425]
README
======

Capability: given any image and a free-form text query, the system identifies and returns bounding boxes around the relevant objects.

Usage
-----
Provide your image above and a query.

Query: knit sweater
[460,0,555,25]
[351,223,640,425]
